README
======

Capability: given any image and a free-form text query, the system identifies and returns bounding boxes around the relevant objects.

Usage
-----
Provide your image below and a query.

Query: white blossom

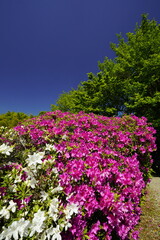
[62,134,67,140]
[26,152,45,168]
[0,218,30,240]
[0,206,10,219]
[52,167,58,174]
[0,143,14,155]
[50,185,63,194]
[24,169,37,188]
[64,203,79,220]
[46,226,62,240]
[40,191,49,201]
[29,209,46,237]
[7,200,16,213]
[40,226,62,240]
[14,174,22,183]
[45,144,56,152]
[60,221,72,231]
[48,198,59,221]
[43,156,55,165]
[29,177,37,189]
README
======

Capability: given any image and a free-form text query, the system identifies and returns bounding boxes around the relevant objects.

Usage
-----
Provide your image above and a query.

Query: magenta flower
[1,111,156,239]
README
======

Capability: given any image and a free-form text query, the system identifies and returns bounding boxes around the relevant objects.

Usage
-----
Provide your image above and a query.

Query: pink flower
[0,187,7,197]
[24,195,32,204]
[131,230,139,240]
[6,111,156,239]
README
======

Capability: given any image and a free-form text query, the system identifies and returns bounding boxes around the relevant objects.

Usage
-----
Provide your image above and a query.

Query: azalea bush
[0,111,157,240]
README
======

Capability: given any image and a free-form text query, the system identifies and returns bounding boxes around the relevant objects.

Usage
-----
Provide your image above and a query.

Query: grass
[130,180,160,240]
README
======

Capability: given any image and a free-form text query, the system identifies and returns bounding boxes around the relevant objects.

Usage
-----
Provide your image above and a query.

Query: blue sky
[0,0,160,115]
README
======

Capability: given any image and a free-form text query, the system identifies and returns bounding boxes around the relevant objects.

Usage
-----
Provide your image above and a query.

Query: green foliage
[51,91,79,113]
[110,14,160,173]
[52,14,160,121]
[51,60,127,117]
[51,14,160,173]
[38,111,48,116]
[111,14,160,123]
[0,111,34,128]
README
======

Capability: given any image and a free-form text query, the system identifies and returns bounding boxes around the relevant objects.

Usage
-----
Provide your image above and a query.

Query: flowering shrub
[0,111,157,240]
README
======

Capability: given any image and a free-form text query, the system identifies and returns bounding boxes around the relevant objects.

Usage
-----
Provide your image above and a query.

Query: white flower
[19,136,26,147]
[43,156,55,165]
[24,168,34,178]
[46,226,62,240]
[26,152,45,168]
[7,200,16,213]
[62,134,67,140]
[24,169,37,188]
[16,218,30,238]
[45,144,56,152]
[60,221,72,231]
[25,179,36,189]
[0,143,14,155]
[40,226,62,240]
[52,167,58,174]
[0,218,30,240]
[64,203,79,220]
[14,174,22,183]
[40,191,49,201]
[48,198,59,220]
[29,177,37,189]
[29,209,46,237]
[0,206,10,219]
[51,185,63,194]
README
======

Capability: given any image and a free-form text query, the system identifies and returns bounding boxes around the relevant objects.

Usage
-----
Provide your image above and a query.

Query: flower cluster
[0,111,156,240]
[0,143,79,239]
[0,143,13,156]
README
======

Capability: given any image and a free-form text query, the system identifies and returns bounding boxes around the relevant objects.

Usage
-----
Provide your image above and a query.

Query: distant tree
[51,90,82,113]
[38,111,48,116]
[0,111,34,128]
[51,60,127,117]
[110,14,160,123]
[110,14,160,173]
[52,14,160,120]
[51,14,160,173]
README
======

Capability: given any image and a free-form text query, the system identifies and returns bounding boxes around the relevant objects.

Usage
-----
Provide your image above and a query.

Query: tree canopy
[0,111,34,128]
[51,14,160,123]
[51,14,160,173]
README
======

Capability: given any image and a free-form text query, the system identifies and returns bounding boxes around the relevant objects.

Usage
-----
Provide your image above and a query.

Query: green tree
[0,111,34,128]
[51,91,79,113]
[51,59,127,116]
[52,14,160,120]
[51,14,160,173]
[110,15,160,173]
[110,14,160,123]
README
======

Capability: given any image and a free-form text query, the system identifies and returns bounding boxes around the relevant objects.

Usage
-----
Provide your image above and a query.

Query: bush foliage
[0,111,156,239]
[0,112,33,129]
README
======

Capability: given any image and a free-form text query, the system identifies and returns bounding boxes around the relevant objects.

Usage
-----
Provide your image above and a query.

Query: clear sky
[0,0,160,115]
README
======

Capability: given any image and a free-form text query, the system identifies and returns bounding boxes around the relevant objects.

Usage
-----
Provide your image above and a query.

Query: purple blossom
[1,111,157,239]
